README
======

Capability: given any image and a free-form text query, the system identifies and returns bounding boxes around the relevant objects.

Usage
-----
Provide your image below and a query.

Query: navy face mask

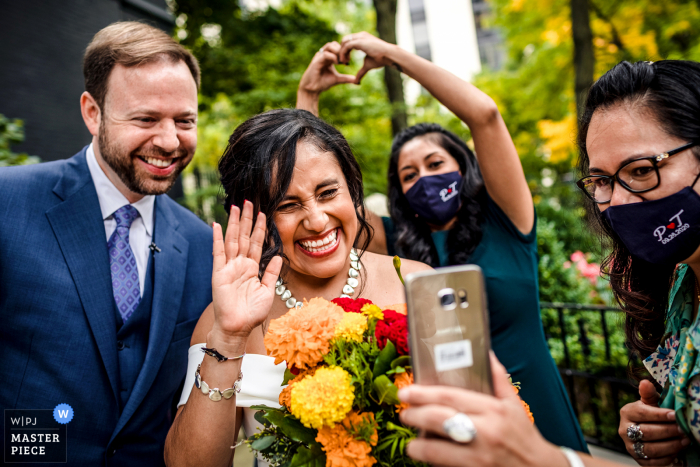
[404,171,463,225]
[602,175,700,265]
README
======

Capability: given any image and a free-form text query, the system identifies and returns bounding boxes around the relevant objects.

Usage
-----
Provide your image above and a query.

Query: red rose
[331,297,374,314]
[375,314,409,356]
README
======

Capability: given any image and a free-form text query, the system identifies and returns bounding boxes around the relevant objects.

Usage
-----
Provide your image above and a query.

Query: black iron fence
[540,302,638,452]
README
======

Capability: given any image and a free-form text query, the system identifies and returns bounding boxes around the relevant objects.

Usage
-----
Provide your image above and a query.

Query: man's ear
[80,92,101,137]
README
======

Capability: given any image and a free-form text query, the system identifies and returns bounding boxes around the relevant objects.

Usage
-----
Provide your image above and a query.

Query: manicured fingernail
[667,411,676,420]
[682,437,691,446]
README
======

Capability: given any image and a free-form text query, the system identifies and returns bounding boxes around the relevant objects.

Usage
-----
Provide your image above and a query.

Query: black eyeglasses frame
[576,142,697,204]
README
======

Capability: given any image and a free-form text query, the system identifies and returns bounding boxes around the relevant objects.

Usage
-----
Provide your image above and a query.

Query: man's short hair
[83,21,200,110]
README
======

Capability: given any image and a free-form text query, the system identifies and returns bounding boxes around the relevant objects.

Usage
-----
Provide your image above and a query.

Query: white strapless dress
[178,344,286,467]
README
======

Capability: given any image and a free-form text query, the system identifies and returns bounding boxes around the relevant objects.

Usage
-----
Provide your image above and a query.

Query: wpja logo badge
[439,181,459,203]
[4,404,71,463]
[654,209,690,244]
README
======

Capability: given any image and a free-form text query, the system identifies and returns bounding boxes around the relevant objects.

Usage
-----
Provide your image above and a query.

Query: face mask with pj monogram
[603,173,700,265]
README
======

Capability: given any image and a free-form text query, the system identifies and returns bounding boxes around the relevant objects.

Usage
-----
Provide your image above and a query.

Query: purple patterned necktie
[108,205,141,322]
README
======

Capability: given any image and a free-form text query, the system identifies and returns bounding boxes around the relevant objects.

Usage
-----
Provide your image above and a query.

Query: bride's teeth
[144,157,174,168]
[300,228,340,252]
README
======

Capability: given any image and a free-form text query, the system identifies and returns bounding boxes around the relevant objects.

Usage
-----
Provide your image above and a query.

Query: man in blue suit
[0,22,212,466]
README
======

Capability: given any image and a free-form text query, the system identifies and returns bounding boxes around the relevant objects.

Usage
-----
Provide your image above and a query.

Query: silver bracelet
[560,447,585,467]
[194,363,242,401]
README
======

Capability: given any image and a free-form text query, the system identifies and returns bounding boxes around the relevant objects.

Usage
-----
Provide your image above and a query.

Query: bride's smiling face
[274,140,358,279]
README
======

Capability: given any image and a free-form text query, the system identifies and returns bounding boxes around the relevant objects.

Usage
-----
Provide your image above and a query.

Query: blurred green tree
[0,114,39,167]
[172,0,395,223]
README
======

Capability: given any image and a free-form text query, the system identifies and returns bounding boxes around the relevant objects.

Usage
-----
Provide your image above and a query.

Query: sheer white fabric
[179,344,286,467]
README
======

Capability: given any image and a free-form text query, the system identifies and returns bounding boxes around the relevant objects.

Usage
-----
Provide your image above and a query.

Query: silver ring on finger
[626,423,643,442]
[443,413,477,444]
[633,441,648,459]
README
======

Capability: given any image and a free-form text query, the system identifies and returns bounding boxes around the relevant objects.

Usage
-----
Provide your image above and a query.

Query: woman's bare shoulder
[359,252,432,306]
[361,251,432,274]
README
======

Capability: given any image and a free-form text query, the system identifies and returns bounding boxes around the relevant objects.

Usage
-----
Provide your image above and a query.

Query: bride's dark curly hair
[218,109,373,278]
[577,60,700,361]
[387,123,487,267]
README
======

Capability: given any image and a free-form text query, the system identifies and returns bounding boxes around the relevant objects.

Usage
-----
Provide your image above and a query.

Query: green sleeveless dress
[383,195,588,452]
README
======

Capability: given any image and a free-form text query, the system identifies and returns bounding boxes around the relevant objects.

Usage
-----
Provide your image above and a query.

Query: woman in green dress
[297,32,587,452]
[396,59,700,467]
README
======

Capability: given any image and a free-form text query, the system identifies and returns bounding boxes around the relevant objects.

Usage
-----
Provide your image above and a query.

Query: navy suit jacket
[0,147,213,466]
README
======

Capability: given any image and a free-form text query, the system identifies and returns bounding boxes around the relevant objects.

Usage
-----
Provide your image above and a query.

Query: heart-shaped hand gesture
[210,201,283,340]
[299,41,357,95]
[338,32,397,84]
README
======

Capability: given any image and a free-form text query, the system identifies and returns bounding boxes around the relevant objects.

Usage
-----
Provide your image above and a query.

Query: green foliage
[371,340,397,379]
[372,375,400,405]
[174,0,394,224]
[0,114,39,167]
[247,405,323,467]
[323,338,377,410]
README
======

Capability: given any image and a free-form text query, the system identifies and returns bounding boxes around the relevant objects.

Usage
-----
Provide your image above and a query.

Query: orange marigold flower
[382,303,407,315]
[279,366,319,410]
[512,384,534,423]
[264,298,344,369]
[393,371,413,413]
[316,411,378,467]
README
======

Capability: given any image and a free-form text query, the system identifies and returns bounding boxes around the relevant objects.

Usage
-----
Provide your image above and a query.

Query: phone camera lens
[438,288,457,310]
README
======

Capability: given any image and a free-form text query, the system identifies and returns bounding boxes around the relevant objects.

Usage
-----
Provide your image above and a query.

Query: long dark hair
[387,123,486,267]
[577,60,700,360]
[218,109,373,277]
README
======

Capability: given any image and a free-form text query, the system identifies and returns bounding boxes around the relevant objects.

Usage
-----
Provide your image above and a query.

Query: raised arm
[297,41,356,117]
[338,33,534,235]
[164,201,282,467]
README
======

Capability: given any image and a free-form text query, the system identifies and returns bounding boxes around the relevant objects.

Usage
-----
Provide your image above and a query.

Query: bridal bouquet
[246,296,423,467]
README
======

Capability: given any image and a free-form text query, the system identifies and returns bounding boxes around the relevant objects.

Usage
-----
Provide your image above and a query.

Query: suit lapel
[45,149,120,404]
[111,196,189,441]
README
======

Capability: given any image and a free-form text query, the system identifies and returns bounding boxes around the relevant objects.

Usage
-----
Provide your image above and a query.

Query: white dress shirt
[86,144,155,297]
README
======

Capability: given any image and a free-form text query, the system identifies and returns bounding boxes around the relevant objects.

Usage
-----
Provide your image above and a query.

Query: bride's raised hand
[338,32,396,84]
[210,200,283,342]
[299,41,356,96]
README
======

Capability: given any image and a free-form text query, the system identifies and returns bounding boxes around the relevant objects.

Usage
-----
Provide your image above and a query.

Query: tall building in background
[472,0,504,71]
[396,0,503,105]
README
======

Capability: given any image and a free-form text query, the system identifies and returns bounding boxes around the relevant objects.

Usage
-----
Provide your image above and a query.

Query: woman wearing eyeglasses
[394,60,700,467]
[575,60,700,465]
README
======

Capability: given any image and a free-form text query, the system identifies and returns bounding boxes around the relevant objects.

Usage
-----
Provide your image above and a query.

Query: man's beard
[98,121,187,196]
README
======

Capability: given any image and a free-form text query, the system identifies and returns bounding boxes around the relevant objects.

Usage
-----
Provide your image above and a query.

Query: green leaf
[373,340,398,378]
[250,435,276,451]
[250,404,284,412]
[254,410,271,427]
[373,374,400,405]
[264,411,318,445]
[289,445,326,467]
[390,356,411,369]
[283,367,297,385]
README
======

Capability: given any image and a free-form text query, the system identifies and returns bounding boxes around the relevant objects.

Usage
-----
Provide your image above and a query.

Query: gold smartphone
[405,265,493,395]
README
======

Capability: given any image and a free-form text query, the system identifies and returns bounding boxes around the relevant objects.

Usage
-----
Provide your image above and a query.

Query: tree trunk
[373,0,408,136]
[571,0,595,118]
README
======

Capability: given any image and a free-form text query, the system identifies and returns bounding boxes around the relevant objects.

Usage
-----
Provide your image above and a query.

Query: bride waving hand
[164,109,430,467]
